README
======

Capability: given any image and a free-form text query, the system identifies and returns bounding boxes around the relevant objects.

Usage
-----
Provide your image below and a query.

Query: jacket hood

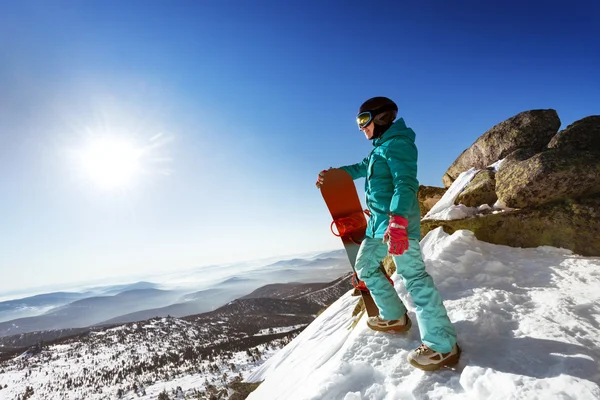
[372,118,415,146]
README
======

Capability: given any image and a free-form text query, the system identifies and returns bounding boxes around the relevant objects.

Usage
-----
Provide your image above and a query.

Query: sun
[76,137,144,190]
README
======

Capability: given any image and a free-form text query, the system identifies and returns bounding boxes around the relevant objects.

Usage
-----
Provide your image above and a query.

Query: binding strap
[330,210,370,244]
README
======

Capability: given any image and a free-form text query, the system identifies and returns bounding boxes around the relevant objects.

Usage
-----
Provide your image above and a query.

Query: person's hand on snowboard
[383,215,409,255]
[315,168,334,189]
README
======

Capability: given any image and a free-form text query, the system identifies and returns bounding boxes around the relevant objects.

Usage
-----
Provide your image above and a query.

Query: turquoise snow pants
[355,237,457,353]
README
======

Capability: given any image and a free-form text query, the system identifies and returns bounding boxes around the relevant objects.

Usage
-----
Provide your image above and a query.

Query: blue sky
[1,0,598,293]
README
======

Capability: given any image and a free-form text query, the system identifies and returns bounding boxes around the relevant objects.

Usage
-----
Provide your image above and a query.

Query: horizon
[1,1,599,292]
[0,247,345,303]
[0,246,351,336]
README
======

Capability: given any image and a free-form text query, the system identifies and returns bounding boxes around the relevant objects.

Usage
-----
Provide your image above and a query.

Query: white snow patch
[424,168,479,220]
[247,228,600,400]
[423,159,511,221]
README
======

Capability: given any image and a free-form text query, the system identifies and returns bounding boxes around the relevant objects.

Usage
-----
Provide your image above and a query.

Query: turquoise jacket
[340,118,421,240]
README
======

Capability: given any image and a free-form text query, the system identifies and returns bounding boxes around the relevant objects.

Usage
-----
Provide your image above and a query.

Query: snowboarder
[316,96,460,370]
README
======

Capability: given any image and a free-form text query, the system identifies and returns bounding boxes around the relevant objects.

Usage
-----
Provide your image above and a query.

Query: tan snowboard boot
[366,313,412,333]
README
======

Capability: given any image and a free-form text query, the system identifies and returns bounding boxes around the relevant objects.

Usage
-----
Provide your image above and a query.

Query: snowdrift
[247,228,600,399]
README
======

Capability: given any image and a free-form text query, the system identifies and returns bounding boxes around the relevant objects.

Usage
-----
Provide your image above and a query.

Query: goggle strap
[357,104,397,128]
[357,104,397,120]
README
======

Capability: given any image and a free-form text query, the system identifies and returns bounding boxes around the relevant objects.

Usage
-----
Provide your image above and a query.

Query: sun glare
[76,138,144,190]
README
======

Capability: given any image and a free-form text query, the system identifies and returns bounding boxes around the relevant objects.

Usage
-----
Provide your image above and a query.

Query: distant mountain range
[0,291,90,322]
[0,288,185,337]
[99,286,250,325]
[0,281,160,324]
[0,272,353,351]
[0,250,351,339]
[0,271,354,398]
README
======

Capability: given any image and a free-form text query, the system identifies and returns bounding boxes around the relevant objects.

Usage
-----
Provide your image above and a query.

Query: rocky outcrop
[426,113,600,256]
[442,110,561,187]
[547,115,600,153]
[417,185,446,217]
[496,150,600,208]
[422,195,600,257]
[455,170,497,207]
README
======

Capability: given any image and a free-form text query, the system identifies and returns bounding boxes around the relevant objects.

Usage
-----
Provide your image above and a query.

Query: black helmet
[358,96,398,126]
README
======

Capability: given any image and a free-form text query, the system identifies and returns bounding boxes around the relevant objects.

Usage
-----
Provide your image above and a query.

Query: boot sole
[367,315,412,333]
[409,345,461,372]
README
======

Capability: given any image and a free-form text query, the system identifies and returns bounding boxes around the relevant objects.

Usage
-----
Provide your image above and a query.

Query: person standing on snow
[316,96,460,371]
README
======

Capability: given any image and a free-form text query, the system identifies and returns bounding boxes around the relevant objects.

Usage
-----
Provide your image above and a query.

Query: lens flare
[79,138,143,189]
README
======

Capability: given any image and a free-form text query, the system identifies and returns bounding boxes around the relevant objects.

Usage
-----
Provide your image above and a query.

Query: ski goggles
[356,111,374,129]
[356,104,397,129]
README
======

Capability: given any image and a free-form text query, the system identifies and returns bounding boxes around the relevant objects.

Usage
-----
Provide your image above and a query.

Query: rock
[442,109,561,187]
[382,256,396,276]
[455,170,497,207]
[547,115,600,153]
[496,149,600,208]
[421,195,600,256]
[501,147,539,165]
[417,185,447,217]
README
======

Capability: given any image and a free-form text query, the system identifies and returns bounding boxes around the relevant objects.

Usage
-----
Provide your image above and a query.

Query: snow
[3,221,599,399]
[423,168,479,220]
[0,316,291,399]
[423,159,510,221]
[247,228,600,400]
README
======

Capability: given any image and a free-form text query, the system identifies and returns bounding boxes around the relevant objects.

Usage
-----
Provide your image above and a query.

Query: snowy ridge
[240,274,353,307]
[294,274,353,306]
[247,228,600,399]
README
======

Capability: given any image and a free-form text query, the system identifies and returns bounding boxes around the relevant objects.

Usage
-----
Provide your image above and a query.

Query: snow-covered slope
[0,316,300,399]
[247,228,600,400]
[0,274,354,399]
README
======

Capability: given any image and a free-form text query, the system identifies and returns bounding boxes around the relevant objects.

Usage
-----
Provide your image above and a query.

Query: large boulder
[496,149,600,208]
[417,185,447,217]
[499,147,538,165]
[421,195,600,257]
[442,109,561,187]
[455,170,497,207]
[547,115,600,153]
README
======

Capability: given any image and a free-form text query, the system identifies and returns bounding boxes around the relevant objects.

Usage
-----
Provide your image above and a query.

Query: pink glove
[315,168,332,188]
[383,215,409,255]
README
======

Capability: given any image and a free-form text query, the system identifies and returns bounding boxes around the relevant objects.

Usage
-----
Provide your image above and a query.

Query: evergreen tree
[22,386,34,400]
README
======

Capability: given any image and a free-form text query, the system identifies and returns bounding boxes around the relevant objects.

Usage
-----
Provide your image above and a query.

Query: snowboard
[319,168,380,318]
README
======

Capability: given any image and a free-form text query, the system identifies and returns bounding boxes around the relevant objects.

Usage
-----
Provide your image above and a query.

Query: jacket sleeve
[339,157,368,180]
[384,137,419,219]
